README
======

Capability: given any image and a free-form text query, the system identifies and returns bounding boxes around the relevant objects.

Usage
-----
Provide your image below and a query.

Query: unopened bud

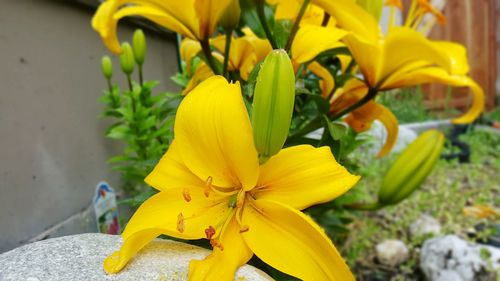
[356,0,384,21]
[132,29,146,65]
[252,49,295,163]
[378,130,445,206]
[220,0,241,31]
[101,55,113,79]
[119,42,135,75]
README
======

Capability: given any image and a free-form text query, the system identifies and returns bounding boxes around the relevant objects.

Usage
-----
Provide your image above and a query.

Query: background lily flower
[330,79,398,157]
[92,0,232,54]
[103,76,360,280]
[311,0,484,124]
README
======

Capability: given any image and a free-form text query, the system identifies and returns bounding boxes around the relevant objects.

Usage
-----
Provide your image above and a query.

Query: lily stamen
[176,213,184,233]
[182,188,191,202]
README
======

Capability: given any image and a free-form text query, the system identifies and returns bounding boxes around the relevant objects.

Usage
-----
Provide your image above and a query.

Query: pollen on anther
[182,188,191,202]
[205,225,216,240]
[204,176,213,197]
[210,239,224,251]
[177,213,184,233]
[239,225,250,233]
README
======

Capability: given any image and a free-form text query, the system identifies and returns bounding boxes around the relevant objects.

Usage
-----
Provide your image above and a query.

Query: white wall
[0,0,179,252]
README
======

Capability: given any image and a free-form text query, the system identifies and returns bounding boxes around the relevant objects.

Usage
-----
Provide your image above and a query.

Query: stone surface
[375,240,409,267]
[409,214,441,238]
[420,235,500,281]
[0,233,274,281]
[367,121,418,156]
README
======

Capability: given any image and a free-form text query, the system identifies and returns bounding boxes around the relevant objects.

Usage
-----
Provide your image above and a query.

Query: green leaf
[107,125,130,140]
[273,19,293,49]
[323,116,348,141]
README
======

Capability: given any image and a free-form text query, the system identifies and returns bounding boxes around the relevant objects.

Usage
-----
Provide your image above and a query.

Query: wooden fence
[404,0,497,112]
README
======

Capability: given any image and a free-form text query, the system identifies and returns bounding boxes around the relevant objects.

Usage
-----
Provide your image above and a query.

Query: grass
[341,128,500,280]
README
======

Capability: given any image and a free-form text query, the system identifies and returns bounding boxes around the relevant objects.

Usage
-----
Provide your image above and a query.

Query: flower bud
[119,42,135,75]
[252,49,295,162]
[378,130,445,206]
[219,0,241,31]
[132,29,146,65]
[356,0,384,21]
[101,55,113,79]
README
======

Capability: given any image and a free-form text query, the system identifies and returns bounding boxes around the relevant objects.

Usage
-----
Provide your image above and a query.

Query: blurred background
[0,0,498,254]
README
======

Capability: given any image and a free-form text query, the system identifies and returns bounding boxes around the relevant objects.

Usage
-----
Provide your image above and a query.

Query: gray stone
[366,121,418,157]
[409,214,441,238]
[375,239,410,267]
[0,233,274,281]
[420,235,500,281]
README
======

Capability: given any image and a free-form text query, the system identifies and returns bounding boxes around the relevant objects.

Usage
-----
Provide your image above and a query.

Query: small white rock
[409,214,441,238]
[375,239,409,267]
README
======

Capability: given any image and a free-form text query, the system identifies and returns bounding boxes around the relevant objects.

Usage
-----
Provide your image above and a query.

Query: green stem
[223,30,233,78]
[256,0,278,49]
[127,75,133,92]
[344,201,382,211]
[106,78,113,93]
[285,0,310,52]
[330,87,379,120]
[287,116,323,143]
[200,39,221,75]
[138,65,144,86]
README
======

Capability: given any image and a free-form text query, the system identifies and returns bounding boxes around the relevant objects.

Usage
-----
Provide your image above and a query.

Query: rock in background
[420,235,500,281]
[0,233,273,281]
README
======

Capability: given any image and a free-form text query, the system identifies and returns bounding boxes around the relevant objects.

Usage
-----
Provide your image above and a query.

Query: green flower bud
[378,129,445,206]
[252,49,295,163]
[356,0,384,21]
[220,0,241,31]
[132,29,146,65]
[119,42,135,75]
[101,55,113,79]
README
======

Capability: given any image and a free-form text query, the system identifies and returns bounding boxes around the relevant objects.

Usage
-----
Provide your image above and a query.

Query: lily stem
[288,87,379,142]
[256,0,278,49]
[138,65,144,86]
[200,39,221,75]
[330,87,379,120]
[222,30,233,78]
[344,201,382,211]
[285,0,310,52]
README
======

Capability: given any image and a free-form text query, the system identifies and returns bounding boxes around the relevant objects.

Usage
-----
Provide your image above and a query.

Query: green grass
[341,128,500,279]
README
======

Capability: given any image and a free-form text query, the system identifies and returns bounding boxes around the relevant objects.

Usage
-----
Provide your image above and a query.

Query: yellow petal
[255,145,359,210]
[194,0,232,39]
[175,76,259,190]
[180,38,202,75]
[104,228,163,274]
[92,0,199,53]
[384,67,484,124]
[268,0,302,21]
[122,189,228,240]
[188,218,253,281]
[145,140,205,191]
[373,104,399,158]
[292,25,347,64]
[432,41,469,75]
[379,27,451,85]
[182,62,215,95]
[308,61,335,98]
[311,0,381,43]
[211,35,258,81]
[104,188,229,274]
[242,199,354,281]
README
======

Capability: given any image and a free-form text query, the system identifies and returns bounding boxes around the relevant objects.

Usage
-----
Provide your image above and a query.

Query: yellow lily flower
[103,76,359,280]
[330,79,399,157]
[92,0,232,53]
[311,0,484,124]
